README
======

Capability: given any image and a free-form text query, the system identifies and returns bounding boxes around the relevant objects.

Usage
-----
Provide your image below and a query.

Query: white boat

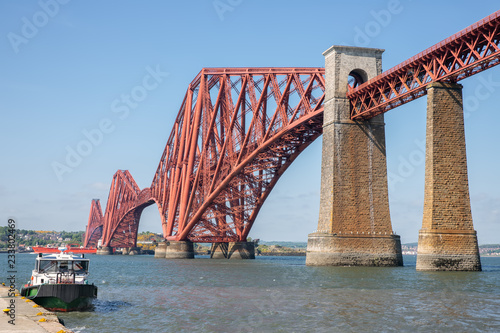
[20,252,97,311]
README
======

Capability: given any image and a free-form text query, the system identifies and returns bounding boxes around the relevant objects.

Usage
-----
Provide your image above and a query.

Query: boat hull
[21,283,97,312]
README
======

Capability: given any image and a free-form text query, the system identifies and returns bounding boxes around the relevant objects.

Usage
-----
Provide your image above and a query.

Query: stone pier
[416,82,481,271]
[96,246,113,255]
[210,242,255,259]
[154,241,167,258]
[210,242,229,259]
[164,240,195,259]
[306,46,402,266]
[154,240,194,259]
[127,247,141,255]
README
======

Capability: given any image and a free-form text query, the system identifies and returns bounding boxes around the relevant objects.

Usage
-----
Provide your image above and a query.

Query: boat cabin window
[59,260,69,272]
[72,260,89,274]
[38,259,89,274]
[38,260,58,273]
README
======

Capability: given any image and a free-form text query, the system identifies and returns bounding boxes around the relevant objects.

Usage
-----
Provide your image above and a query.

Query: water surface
[2,254,500,332]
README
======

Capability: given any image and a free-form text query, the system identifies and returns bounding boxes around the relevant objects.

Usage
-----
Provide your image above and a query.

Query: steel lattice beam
[348,10,500,119]
[83,199,103,248]
[150,68,325,242]
[84,11,500,246]
[100,170,154,248]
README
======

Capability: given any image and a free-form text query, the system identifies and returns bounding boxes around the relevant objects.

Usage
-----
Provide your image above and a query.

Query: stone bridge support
[416,82,481,271]
[154,240,195,259]
[96,246,113,255]
[306,46,402,266]
[210,242,255,259]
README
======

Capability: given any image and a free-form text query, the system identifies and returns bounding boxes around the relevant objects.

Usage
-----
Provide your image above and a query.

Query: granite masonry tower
[306,46,403,266]
[416,82,481,271]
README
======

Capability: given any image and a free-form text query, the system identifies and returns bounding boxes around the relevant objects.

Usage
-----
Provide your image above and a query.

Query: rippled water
[2,253,500,332]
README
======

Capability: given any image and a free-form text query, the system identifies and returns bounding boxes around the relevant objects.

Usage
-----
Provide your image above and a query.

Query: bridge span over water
[84,10,500,270]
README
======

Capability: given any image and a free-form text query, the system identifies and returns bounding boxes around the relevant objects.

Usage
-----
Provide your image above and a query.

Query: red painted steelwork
[83,11,500,246]
[348,10,500,119]
[83,199,103,248]
[150,68,325,242]
[100,170,155,248]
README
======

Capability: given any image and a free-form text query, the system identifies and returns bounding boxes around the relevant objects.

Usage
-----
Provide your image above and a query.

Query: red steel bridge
[84,11,500,249]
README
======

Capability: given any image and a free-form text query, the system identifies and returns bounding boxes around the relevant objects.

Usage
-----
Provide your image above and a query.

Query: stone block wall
[307,46,402,266]
[416,82,481,271]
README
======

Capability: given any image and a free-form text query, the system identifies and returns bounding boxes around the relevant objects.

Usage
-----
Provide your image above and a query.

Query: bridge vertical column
[416,82,481,271]
[306,45,402,266]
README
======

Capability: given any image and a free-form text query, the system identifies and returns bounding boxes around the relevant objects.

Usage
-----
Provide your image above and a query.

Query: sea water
[2,253,500,332]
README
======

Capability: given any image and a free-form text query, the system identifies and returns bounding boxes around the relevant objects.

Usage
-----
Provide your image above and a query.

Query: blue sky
[1,1,499,244]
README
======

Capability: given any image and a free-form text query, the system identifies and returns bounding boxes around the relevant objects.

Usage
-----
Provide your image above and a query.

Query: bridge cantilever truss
[88,170,155,248]
[84,10,500,247]
[151,68,325,242]
[83,199,103,248]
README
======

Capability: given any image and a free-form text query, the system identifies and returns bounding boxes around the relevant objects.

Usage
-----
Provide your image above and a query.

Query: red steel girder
[85,11,500,246]
[150,68,325,242]
[83,199,103,248]
[100,170,155,248]
[348,10,500,119]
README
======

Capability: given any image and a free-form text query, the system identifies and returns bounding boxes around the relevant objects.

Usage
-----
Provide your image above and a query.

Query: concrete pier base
[416,230,481,271]
[416,83,481,271]
[306,232,403,266]
[210,242,255,259]
[154,241,167,258]
[228,242,255,259]
[96,246,113,255]
[164,241,194,259]
[128,247,141,255]
[306,46,402,267]
[210,242,229,259]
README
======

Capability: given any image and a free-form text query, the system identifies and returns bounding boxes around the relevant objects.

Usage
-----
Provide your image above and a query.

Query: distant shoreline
[257,251,306,256]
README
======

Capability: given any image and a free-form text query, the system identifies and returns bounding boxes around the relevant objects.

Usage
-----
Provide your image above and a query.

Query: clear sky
[1,0,499,244]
